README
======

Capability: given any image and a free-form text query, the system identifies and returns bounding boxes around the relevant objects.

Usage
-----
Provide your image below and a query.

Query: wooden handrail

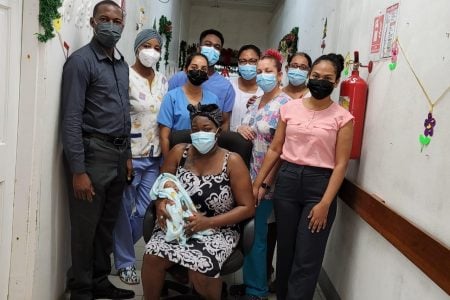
[338,179,450,295]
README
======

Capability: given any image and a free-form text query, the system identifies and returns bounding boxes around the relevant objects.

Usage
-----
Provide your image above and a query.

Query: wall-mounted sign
[381,3,400,58]
[371,15,384,53]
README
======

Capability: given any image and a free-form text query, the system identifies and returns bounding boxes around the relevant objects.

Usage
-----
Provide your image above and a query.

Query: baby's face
[164,181,179,192]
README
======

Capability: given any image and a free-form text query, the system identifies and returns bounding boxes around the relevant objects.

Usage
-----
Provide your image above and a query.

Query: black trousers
[273,161,337,300]
[65,137,128,300]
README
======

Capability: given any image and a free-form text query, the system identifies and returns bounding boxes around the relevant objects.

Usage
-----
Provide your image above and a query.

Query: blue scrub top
[157,87,219,131]
[168,71,235,113]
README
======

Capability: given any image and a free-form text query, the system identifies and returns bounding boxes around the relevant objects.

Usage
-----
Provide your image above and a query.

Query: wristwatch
[261,182,271,190]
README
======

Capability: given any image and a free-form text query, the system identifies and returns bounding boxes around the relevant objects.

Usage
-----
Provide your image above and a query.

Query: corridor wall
[187,5,271,52]
[269,0,450,299]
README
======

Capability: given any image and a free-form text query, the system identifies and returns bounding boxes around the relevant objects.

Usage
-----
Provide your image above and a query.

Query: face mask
[256,73,278,93]
[190,131,217,154]
[238,64,257,80]
[287,68,308,86]
[307,79,335,100]
[201,46,220,66]
[138,48,160,68]
[94,22,123,48]
[187,69,208,86]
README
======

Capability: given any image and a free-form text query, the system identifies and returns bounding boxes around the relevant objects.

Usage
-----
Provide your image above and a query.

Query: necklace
[397,39,450,151]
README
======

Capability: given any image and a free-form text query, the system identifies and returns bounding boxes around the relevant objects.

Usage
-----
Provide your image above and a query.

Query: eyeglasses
[238,59,258,65]
[288,63,309,71]
[95,17,124,26]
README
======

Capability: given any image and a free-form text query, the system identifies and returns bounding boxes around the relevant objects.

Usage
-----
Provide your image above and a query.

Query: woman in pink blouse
[253,53,354,300]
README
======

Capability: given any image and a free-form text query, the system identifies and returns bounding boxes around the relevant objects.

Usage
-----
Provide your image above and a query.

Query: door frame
[8,0,41,298]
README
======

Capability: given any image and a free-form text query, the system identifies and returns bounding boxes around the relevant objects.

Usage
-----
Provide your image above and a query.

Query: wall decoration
[136,7,146,31]
[321,18,327,53]
[74,0,93,29]
[37,0,63,42]
[396,39,450,151]
[178,40,187,69]
[388,39,398,70]
[343,52,351,76]
[157,15,173,70]
[278,27,299,61]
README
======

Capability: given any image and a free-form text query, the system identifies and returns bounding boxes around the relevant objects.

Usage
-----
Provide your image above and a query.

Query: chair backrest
[169,130,253,168]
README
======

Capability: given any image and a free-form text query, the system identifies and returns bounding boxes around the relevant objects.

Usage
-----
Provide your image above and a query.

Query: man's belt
[83,132,128,146]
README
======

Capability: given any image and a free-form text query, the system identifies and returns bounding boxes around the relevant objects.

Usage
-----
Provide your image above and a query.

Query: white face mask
[138,48,160,68]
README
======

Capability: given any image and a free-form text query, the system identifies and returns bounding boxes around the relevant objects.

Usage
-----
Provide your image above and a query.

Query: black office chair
[142,130,255,299]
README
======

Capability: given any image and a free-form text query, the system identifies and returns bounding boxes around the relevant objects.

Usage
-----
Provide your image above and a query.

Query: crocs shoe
[118,265,140,285]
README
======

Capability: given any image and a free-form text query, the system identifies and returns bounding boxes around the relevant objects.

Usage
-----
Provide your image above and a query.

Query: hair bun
[335,54,345,70]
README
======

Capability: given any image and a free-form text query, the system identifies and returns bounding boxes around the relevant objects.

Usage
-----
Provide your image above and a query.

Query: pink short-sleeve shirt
[280,99,354,169]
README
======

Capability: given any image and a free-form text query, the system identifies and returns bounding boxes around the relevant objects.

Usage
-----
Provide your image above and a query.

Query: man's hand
[73,173,95,202]
[126,158,133,182]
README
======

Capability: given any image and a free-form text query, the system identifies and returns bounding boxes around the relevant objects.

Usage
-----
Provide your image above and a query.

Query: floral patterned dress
[145,145,239,278]
[241,92,291,198]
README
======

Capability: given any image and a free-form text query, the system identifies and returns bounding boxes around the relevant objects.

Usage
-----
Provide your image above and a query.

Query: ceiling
[190,0,281,11]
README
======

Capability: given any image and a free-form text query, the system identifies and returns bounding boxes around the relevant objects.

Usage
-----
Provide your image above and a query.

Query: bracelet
[261,182,271,190]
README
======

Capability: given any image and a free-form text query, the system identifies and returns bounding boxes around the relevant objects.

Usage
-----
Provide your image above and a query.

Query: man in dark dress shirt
[61,1,134,299]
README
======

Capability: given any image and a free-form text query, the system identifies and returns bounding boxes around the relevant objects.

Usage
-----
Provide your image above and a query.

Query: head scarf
[188,103,222,128]
[134,29,162,53]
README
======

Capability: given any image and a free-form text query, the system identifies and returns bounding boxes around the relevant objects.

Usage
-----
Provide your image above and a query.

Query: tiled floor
[106,238,326,300]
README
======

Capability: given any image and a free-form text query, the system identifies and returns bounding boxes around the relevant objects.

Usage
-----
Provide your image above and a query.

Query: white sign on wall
[381,3,400,58]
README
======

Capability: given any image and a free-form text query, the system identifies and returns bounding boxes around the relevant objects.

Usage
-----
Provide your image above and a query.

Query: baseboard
[319,268,341,300]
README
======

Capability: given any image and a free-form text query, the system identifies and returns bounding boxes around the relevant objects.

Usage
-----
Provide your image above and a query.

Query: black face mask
[187,70,208,86]
[307,79,335,100]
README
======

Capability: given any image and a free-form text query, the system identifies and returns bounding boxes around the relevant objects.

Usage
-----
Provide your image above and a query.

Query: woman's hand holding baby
[155,198,175,229]
[184,212,213,234]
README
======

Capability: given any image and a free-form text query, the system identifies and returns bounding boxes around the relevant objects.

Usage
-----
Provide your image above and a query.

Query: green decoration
[419,134,431,146]
[37,0,63,42]
[278,27,299,61]
[152,18,157,30]
[157,15,172,70]
[178,40,187,69]
[388,62,397,70]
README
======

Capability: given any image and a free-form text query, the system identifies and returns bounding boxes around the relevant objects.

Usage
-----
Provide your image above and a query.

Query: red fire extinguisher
[339,51,369,159]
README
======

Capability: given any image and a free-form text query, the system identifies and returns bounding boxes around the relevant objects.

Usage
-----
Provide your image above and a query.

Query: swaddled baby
[149,173,212,245]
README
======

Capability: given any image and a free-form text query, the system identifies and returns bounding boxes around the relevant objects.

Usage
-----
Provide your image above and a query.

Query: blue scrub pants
[113,156,160,269]
[243,198,273,297]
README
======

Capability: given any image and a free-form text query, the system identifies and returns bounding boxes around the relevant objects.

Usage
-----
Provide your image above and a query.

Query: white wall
[9,0,190,298]
[270,0,450,299]
[187,5,271,51]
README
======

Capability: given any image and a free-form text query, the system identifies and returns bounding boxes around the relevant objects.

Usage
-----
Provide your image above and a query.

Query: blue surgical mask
[287,68,308,86]
[256,73,278,93]
[201,46,220,66]
[238,64,257,80]
[190,131,217,154]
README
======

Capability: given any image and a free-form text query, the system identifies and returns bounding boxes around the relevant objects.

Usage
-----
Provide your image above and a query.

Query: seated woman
[142,104,255,300]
